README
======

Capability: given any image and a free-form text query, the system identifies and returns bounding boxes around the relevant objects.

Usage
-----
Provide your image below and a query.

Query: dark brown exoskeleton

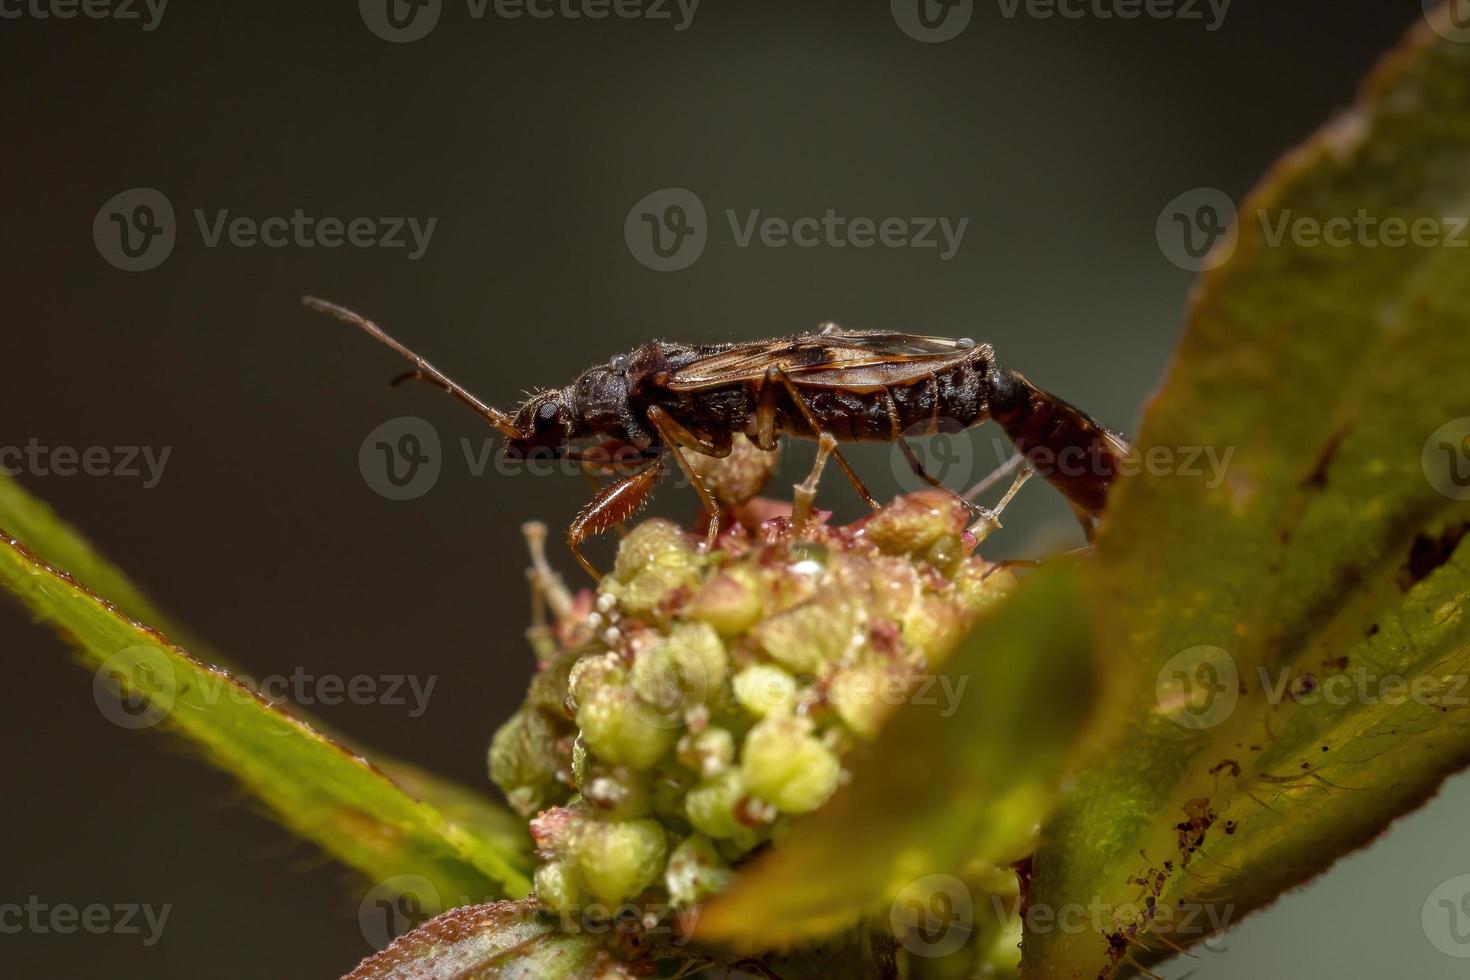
[306,298,1131,578]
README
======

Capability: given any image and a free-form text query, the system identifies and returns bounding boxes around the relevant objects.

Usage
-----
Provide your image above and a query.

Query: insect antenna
[303,296,519,439]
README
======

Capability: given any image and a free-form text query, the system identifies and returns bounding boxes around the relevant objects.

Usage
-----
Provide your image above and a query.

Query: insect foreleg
[568,453,666,580]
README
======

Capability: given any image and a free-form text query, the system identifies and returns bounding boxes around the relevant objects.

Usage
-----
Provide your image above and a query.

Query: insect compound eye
[610,354,630,373]
[957,337,976,348]
[535,400,564,431]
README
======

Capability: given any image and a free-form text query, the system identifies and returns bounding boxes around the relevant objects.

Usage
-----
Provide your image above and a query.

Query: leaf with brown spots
[1026,8,1470,978]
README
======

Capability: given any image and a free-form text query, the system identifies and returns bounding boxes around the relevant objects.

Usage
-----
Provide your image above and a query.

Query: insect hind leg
[895,434,1009,530]
[792,432,840,535]
[968,459,1033,543]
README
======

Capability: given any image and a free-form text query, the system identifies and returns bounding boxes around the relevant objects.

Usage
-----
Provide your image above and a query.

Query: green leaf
[0,472,531,877]
[1025,11,1470,977]
[0,488,531,901]
[696,567,1097,949]
[342,899,634,979]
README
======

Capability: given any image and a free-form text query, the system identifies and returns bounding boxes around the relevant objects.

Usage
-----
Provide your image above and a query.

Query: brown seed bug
[305,298,1131,578]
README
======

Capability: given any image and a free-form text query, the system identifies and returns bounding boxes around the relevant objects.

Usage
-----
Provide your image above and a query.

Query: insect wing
[665,332,983,391]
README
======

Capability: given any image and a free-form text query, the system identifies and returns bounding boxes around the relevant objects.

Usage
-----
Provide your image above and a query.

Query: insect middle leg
[756,366,880,512]
[645,404,728,549]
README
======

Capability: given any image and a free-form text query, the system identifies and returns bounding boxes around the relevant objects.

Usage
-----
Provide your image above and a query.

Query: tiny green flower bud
[529,805,586,858]
[664,835,735,909]
[572,818,668,906]
[741,714,842,814]
[902,595,968,666]
[751,598,855,675]
[732,664,798,718]
[567,652,626,713]
[953,557,1018,614]
[581,763,652,820]
[683,769,750,840]
[687,565,765,636]
[649,769,696,832]
[611,519,695,582]
[630,621,728,720]
[860,489,967,558]
[677,726,736,778]
[576,684,676,770]
[619,562,704,619]
[533,859,584,916]
[488,707,564,817]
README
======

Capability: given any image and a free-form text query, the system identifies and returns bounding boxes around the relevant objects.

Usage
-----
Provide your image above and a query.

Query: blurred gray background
[2,1,1464,976]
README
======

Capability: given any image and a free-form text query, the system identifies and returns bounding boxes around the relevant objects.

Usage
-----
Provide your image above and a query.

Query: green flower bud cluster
[489,489,1016,921]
